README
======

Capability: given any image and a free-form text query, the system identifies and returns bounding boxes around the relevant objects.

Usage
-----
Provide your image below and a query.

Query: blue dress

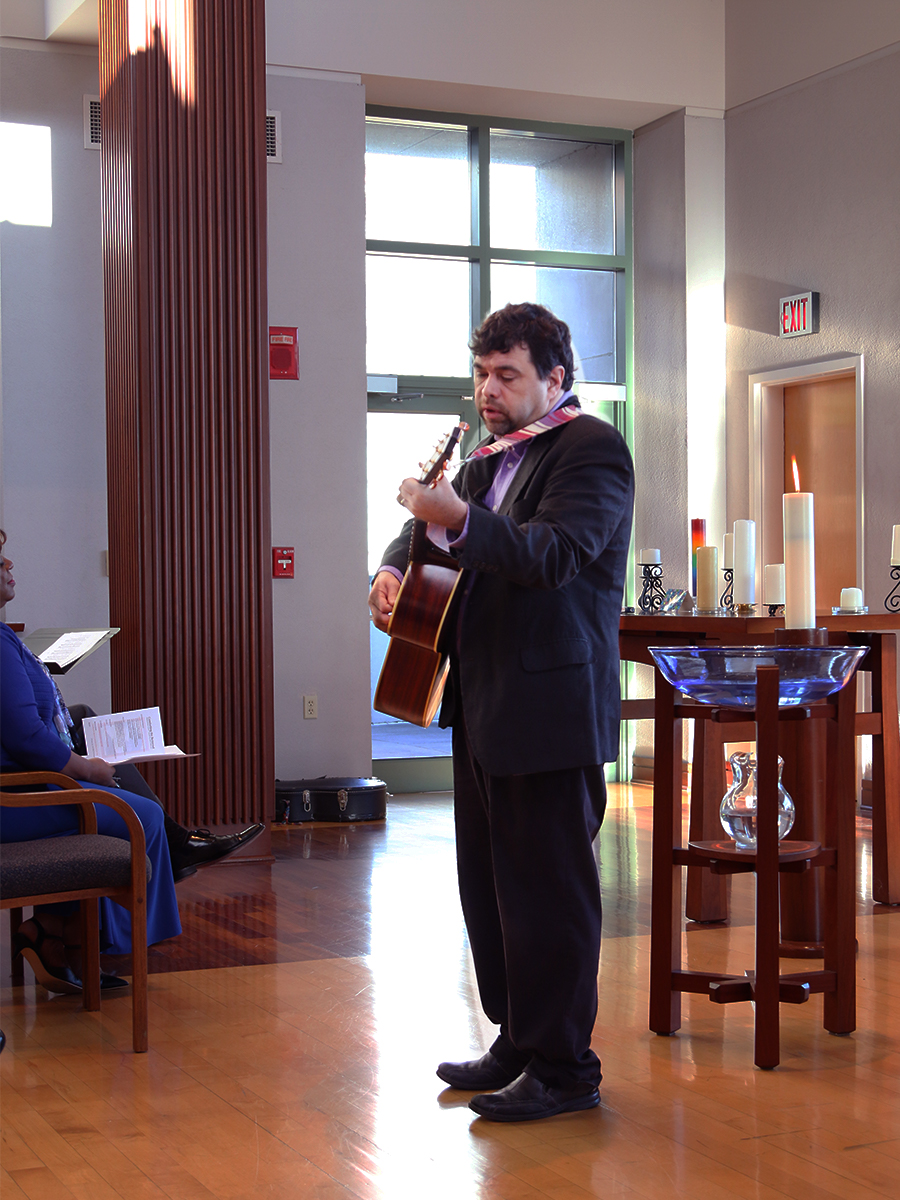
[1,623,182,952]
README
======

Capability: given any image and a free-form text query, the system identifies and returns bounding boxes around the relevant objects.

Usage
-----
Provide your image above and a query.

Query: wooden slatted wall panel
[98,0,273,831]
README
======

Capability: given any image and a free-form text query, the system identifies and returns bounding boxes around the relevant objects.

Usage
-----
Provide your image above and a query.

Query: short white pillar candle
[696,546,718,610]
[764,564,785,605]
[840,587,863,609]
[640,549,661,564]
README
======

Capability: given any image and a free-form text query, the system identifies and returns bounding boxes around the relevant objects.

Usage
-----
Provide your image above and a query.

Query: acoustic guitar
[373,424,468,727]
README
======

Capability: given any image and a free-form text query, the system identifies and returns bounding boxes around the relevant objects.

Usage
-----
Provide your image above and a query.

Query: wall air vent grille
[84,96,101,150]
[266,111,282,163]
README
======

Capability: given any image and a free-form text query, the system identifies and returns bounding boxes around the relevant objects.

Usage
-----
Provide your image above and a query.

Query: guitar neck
[408,519,460,569]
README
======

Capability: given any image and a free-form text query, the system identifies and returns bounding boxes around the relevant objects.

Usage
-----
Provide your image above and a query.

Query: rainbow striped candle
[691,518,706,597]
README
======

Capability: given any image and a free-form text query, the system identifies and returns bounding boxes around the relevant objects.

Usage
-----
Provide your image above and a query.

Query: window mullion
[474,121,491,326]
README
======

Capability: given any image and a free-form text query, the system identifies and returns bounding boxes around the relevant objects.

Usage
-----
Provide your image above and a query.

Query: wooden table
[619,613,900,934]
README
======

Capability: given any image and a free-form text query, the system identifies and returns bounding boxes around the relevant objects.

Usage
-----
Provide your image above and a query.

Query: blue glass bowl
[648,645,867,708]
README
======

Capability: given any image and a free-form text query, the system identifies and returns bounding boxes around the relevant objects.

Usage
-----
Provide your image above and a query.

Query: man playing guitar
[368,303,634,1123]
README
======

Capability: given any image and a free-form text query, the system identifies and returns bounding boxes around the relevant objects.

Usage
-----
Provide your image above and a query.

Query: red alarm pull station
[269,326,299,379]
[273,547,295,578]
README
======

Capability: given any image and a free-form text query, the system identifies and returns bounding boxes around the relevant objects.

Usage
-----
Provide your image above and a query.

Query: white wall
[725,46,900,612]
[0,48,373,777]
[266,0,725,127]
[5,1,727,125]
[266,69,371,779]
[726,0,900,109]
[0,42,112,712]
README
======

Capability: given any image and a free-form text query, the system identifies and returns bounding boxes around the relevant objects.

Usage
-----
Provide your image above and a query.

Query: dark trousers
[452,719,607,1089]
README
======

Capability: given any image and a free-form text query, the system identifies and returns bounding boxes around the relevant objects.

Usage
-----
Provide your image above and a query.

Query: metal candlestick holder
[886,566,900,613]
[720,568,734,611]
[638,562,666,614]
[767,604,785,617]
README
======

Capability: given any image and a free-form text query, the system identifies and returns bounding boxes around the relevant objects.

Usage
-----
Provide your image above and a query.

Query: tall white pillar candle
[783,491,816,628]
[696,545,718,609]
[892,525,900,566]
[733,520,756,605]
[764,564,785,605]
[723,533,734,570]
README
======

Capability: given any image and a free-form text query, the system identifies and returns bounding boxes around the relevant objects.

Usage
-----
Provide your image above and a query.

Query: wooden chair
[649,666,857,1069]
[1,771,149,1053]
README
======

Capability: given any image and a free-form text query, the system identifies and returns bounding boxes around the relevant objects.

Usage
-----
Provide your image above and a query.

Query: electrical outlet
[303,694,318,719]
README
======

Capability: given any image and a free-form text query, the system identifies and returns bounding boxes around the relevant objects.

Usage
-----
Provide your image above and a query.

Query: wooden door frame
[748,355,864,601]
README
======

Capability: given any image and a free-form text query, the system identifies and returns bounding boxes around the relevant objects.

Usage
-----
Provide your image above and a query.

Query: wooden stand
[649,666,857,1069]
[620,614,900,928]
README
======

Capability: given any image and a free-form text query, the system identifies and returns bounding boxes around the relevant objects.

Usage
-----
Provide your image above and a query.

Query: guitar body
[373,422,468,728]
[373,561,463,727]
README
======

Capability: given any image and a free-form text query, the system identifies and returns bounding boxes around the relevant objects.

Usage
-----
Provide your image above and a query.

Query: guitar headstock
[419,423,469,486]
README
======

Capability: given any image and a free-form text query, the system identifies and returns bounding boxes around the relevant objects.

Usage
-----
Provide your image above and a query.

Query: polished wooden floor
[2,785,900,1198]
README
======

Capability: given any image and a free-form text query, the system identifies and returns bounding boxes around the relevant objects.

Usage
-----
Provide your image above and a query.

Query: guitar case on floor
[275,776,388,824]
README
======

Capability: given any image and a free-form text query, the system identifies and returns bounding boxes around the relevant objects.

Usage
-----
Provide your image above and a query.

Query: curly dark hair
[469,303,575,391]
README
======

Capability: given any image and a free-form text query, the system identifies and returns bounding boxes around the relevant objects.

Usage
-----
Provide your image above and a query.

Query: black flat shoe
[13,921,82,996]
[170,822,265,875]
[437,1051,523,1091]
[468,1072,600,1122]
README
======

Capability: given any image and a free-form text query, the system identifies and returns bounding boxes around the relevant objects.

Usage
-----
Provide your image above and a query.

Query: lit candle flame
[792,455,801,492]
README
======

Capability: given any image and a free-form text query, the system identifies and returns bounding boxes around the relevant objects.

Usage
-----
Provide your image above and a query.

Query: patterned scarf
[464,401,581,462]
[21,639,75,750]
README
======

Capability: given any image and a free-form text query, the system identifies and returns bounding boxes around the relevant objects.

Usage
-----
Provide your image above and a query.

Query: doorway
[783,373,857,610]
[749,356,864,606]
[749,355,868,794]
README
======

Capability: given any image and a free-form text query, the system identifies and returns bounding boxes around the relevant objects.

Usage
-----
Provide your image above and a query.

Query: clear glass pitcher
[719,751,795,850]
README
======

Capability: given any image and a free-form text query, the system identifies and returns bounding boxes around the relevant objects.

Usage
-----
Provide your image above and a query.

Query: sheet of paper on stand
[38,629,108,668]
[81,705,193,765]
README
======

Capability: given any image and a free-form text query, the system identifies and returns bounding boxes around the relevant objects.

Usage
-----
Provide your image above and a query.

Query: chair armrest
[0,779,148,891]
[1,772,99,833]
[0,770,83,790]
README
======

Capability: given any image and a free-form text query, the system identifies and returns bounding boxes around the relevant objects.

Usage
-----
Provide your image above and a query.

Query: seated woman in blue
[0,532,259,993]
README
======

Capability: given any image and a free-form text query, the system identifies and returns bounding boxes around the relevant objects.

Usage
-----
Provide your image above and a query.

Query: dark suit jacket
[381,412,634,777]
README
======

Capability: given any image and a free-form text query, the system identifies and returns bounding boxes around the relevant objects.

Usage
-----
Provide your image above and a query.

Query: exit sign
[779,292,819,338]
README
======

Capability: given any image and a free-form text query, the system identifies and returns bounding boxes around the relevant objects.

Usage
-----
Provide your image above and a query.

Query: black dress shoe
[436,1051,523,1091]
[170,823,265,876]
[468,1072,600,1122]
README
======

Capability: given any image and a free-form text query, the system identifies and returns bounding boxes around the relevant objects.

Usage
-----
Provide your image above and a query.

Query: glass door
[368,409,466,761]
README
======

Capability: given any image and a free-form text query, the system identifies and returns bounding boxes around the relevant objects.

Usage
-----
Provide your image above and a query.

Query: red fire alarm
[269,326,299,379]
[273,547,295,578]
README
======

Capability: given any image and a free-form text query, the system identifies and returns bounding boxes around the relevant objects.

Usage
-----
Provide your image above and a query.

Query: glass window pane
[367,412,461,576]
[491,263,617,382]
[367,255,471,377]
[366,119,470,245]
[489,133,614,255]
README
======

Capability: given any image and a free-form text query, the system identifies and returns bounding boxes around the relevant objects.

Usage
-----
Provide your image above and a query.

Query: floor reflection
[2,787,897,1200]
